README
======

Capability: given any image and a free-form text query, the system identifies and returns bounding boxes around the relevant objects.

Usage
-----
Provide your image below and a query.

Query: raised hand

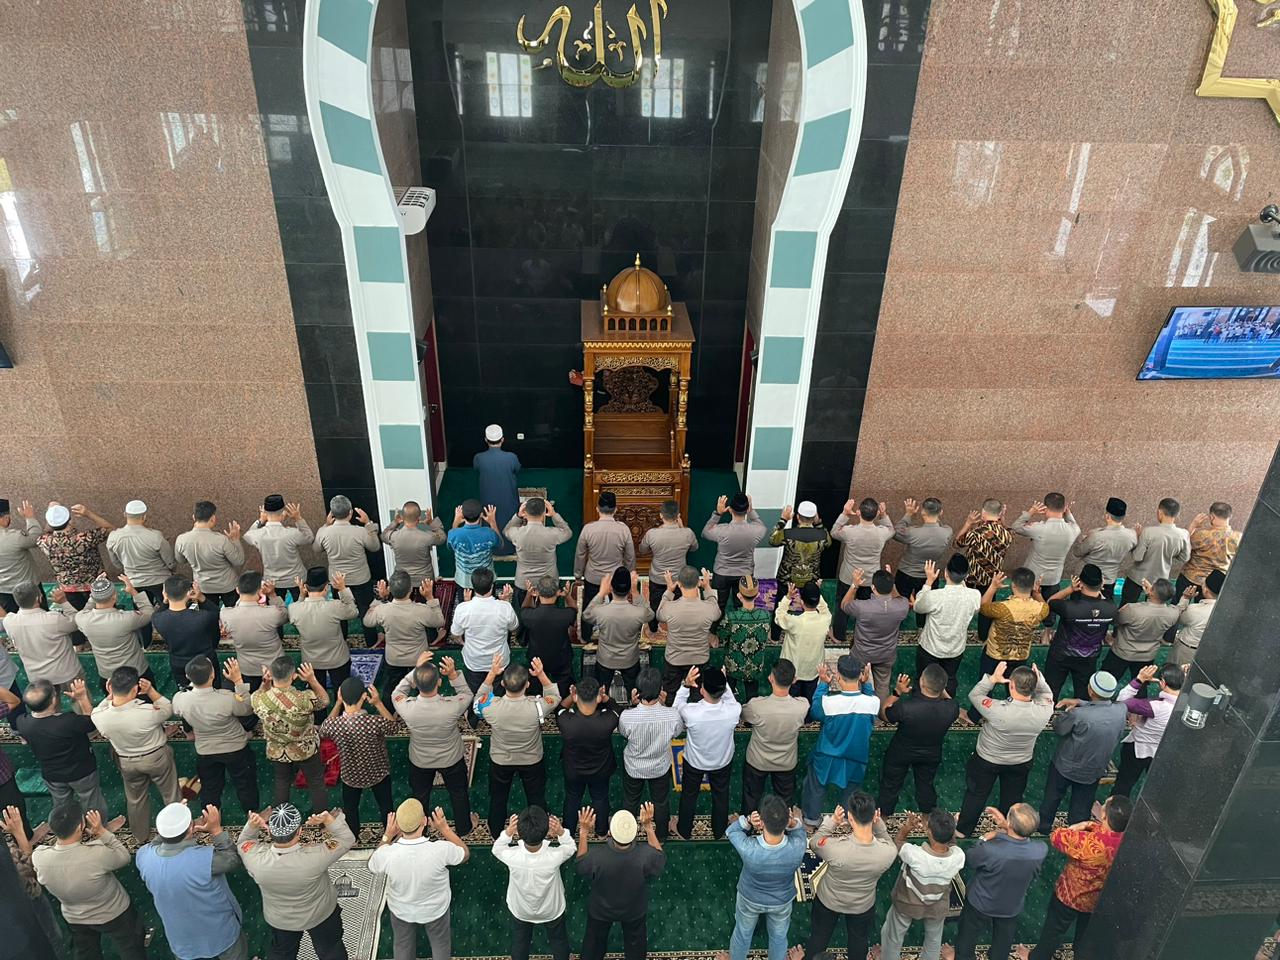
[842,499,856,517]
[50,586,67,605]
[499,584,513,602]
[354,507,370,524]
[68,678,87,700]
[1,805,25,838]
[384,812,400,841]
[365,684,381,703]
[580,806,597,835]
[138,677,154,697]
[748,811,765,833]
[483,505,498,525]
[437,655,453,675]
[505,814,520,838]
[376,579,390,600]
[903,498,919,515]
[332,572,347,591]
[716,495,728,515]
[639,801,655,826]
[923,559,938,585]
[833,805,849,829]
[895,673,912,696]
[306,810,336,827]
[421,578,434,598]
[195,804,222,835]
[530,657,546,678]
[298,662,317,684]
[684,665,701,688]
[1137,664,1158,684]
[18,500,33,518]
[225,658,244,684]
[248,809,271,832]
[780,504,794,522]
[85,809,105,836]
[430,806,449,834]
[989,660,1008,684]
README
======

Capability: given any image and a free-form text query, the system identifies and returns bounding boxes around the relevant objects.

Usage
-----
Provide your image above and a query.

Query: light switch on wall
[516,432,525,440]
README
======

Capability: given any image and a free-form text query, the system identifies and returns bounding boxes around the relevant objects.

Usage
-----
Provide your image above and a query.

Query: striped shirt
[617,702,685,779]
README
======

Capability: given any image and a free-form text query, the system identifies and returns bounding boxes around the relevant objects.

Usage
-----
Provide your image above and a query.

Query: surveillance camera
[1262,204,1280,225]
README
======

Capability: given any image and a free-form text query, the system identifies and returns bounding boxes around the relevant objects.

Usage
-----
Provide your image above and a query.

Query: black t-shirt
[1048,592,1118,659]
[152,601,221,665]
[519,605,576,677]
[577,840,666,920]
[556,705,619,778]
[12,710,97,782]
[884,693,959,758]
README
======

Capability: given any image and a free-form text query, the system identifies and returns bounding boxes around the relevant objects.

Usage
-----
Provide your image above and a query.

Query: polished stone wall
[0,0,322,542]
[243,0,381,518]
[853,0,1280,539]
[406,0,772,467]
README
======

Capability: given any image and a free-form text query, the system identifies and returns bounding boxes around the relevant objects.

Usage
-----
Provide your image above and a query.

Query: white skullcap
[797,501,818,518]
[484,424,503,443]
[125,499,147,515]
[45,504,70,527]
[155,802,193,839]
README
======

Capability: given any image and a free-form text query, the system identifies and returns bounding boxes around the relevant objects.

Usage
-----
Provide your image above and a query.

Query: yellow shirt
[978,596,1048,661]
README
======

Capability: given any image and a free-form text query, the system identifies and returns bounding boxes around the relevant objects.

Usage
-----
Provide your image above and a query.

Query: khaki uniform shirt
[106,524,175,587]
[314,520,380,585]
[33,835,132,925]
[1127,523,1191,583]
[1111,602,1180,662]
[638,525,700,577]
[174,527,245,594]
[364,598,444,666]
[574,517,636,585]
[831,514,895,584]
[1071,525,1137,583]
[1010,514,1081,589]
[583,592,649,669]
[476,685,555,765]
[382,520,446,580]
[741,693,809,770]
[91,696,173,757]
[220,598,288,676]
[238,813,356,931]
[289,590,358,668]
[505,514,572,585]
[172,683,254,755]
[392,673,472,767]
[702,511,766,577]
[0,518,43,591]
[5,606,81,684]
[658,591,721,666]
[76,596,154,676]
[243,520,313,588]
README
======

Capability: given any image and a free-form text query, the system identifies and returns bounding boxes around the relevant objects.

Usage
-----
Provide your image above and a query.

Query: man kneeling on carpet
[238,803,356,960]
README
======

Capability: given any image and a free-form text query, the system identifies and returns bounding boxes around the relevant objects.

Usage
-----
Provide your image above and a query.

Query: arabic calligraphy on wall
[516,0,669,88]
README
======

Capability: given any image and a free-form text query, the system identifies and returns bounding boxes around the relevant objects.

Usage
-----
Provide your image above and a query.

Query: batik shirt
[978,596,1049,661]
[251,685,319,762]
[1051,823,1123,912]
[38,527,109,590]
[955,520,1012,589]
[768,523,831,587]
[717,605,772,681]
[1181,526,1240,585]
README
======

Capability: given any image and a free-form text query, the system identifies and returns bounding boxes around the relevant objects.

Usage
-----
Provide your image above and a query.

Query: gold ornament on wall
[517,0,668,88]
[1196,0,1280,126]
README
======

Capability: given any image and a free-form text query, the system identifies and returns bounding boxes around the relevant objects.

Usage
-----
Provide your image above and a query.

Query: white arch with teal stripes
[302,0,433,526]
[750,0,868,572]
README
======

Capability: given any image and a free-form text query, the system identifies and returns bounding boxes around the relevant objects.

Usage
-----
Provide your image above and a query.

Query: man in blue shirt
[723,794,806,960]
[954,803,1047,960]
[800,654,880,827]
[474,424,521,556]
[447,499,503,589]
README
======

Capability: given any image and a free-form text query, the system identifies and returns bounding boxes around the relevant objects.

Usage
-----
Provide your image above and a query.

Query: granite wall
[0,0,322,551]
[853,0,1280,542]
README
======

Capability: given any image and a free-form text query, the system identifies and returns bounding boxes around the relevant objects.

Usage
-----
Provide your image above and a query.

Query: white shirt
[368,836,466,923]
[491,833,576,922]
[673,685,741,771]
[913,582,982,659]
[451,595,519,672]
[1118,684,1178,759]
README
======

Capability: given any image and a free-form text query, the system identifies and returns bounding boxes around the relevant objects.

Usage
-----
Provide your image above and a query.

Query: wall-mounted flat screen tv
[1138,306,1280,380]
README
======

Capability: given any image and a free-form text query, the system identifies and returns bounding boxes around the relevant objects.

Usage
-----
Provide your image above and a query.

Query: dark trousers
[62,589,90,646]
[342,774,393,831]
[408,757,474,835]
[831,580,853,642]
[313,663,352,724]
[647,580,665,629]
[269,904,347,960]
[877,741,941,816]
[790,677,818,707]
[581,913,647,960]
[0,591,18,614]
[580,581,601,645]
[622,770,671,839]
[464,665,501,727]
[1165,574,1197,642]
[915,645,962,699]
[803,898,874,960]
[1119,577,1144,606]
[271,754,329,813]
[211,589,241,608]
[196,745,260,813]
[1111,741,1152,797]
[565,771,612,835]
[1029,893,1091,960]
[958,752,1032,836]
[954,900,1018,960]
[676,756,731,839]
[592,662,641,701]
[712,573,738,616]
[510,912,568,960]
[489,759,547,836]
[895,572,928,624]
[379,662,412,703]
[661,661,706,707]
[68,903,148,960]
[1045,646,1096,701]
[977,611,994,645]
[136,583,165,645]
[171,654,221,691]
[1039,761,1097,830]
[741,762,796,815]
[348,581,378,646]
[1100,649,1151,686]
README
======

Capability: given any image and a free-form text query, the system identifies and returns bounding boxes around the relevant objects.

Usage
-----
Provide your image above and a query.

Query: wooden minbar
[582,255,695,571]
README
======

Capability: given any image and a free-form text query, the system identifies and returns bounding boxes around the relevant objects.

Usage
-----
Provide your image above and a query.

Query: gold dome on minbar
[604,254,671,317]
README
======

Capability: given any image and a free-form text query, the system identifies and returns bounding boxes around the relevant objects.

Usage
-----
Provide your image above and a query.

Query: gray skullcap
[90,577,116,603]
[268,803,303,839]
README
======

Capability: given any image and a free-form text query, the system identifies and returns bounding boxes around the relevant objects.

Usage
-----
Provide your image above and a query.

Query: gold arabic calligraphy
[517,0,668,88]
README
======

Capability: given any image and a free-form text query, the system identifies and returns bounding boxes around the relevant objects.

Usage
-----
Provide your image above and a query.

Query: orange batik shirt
[1051,822,1124,913]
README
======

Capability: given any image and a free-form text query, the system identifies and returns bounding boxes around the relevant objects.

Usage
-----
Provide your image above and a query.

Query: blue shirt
[447,524,501,588]
[809,681,879,788]
[963,832,1048,918]
[474,447,521,520]
[136,840,242,959]
[726,817,807,906]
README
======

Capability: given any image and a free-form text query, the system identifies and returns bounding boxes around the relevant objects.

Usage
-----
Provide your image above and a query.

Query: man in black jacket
[556,676,619,836]
[876,663,959,817]
[151,575,221,690]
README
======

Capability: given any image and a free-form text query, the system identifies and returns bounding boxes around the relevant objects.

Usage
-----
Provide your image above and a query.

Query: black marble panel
[709,147,767,202]
[303,382,371,439]
[817,274,886,332]
[686,427,734,469]
[442,387,583,467]
[810,332,876,390]
[461,143,589,199]
[826,208,897,274]
[697,300,749,346]
[474,297,582,343]
[590,145,712,201]
[437,341,482,390]
[285,262,354,326]
[481,343,583,388]
[1201,740,1280,881]
[425,245,475,296]
[315,440,378,490]
[860,65,921,140]
[274,197,345,265]
[431,296,477,342]
[1161,897,1280,960]
[296,325,364,385]
[804,387,866,442]
[862,0,932,65]
[844,139,909,209]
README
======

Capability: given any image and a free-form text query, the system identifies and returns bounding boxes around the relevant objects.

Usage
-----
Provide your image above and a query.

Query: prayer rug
[299,850,386,960]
